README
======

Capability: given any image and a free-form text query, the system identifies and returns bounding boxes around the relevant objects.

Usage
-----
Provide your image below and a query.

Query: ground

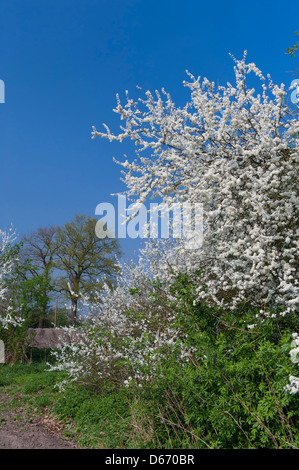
[0,390,79,449]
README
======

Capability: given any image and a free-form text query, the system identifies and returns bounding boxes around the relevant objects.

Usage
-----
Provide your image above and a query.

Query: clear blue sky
[0,0,298,261]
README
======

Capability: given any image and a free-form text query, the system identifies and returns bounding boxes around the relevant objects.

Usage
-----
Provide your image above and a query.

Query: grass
[0,353,148,449]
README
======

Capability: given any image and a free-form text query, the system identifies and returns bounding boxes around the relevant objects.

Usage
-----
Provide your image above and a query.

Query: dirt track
[0,391,79,449]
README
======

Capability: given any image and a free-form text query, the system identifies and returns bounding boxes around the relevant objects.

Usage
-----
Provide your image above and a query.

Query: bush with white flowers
[0,228,23,329]
[52,54,298,398]
[48,239,194,388]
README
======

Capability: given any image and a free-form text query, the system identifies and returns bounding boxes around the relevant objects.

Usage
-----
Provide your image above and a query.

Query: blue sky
[0,0,298,261]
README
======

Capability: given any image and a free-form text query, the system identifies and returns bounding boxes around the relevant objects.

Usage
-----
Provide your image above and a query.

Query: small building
[27,328,87,349]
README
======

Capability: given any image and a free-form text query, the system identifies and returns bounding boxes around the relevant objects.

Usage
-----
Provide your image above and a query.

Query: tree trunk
[71,298,77,326]
[38,306,45,328]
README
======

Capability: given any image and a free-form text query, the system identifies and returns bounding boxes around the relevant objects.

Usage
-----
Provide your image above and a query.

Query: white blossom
[51,54,299,391]
[0,227,23,329]
[92,53,298,315]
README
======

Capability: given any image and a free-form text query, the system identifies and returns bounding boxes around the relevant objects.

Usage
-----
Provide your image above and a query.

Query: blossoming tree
[50,54,299,403]
[92,53,299,315]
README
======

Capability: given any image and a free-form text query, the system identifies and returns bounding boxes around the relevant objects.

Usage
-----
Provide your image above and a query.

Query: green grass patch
[0,360,137,449]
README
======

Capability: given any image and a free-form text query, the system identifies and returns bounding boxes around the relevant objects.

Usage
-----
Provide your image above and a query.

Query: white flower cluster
[284,333,299,395]
[290,332,299,364]
[285,375,299,395]
[0,228,23,329]
[48,239,194,387]
[0,229,14,302]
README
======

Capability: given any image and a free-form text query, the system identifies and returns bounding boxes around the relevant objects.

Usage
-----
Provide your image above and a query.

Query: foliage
[21,226,58,327]
[0,241,56,362]
[286,31,299,57]
[54,214,122,325]
[8,255,53,328]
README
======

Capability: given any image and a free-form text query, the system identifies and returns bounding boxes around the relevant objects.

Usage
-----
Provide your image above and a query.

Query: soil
[0,391,79,449]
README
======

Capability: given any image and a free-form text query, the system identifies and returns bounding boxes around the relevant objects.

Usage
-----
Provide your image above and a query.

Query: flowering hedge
[48,55,299,447]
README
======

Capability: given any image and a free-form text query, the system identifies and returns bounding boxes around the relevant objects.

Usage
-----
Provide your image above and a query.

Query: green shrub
[126,275,299,449]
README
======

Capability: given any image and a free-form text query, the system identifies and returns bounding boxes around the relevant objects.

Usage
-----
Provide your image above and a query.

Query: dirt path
[0,391,79,449]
